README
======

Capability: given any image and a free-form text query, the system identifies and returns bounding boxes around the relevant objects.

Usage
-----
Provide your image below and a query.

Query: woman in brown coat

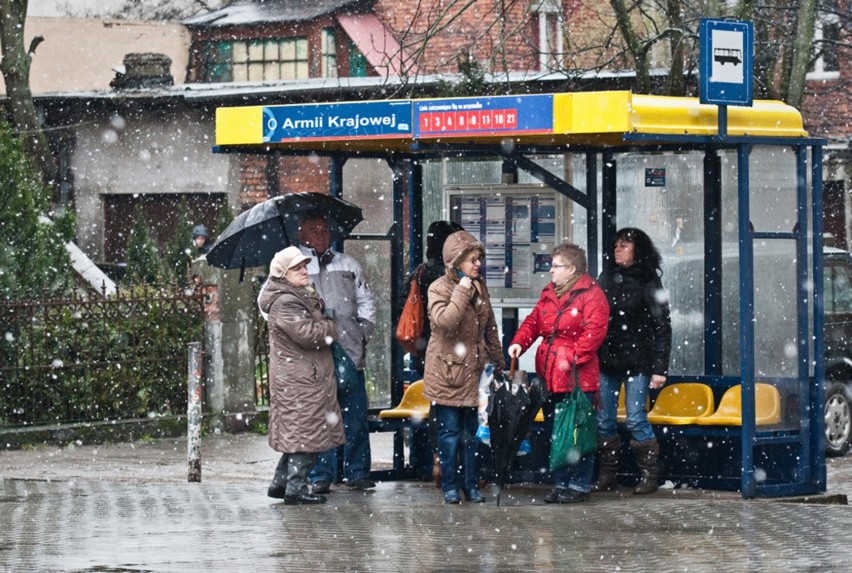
[258,246,346,505]
[424,231,505,504]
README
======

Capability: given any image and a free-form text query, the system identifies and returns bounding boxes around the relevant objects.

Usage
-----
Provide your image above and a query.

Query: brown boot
[432,453,442,488]
[631,439,660,495]
[592,435,621,492]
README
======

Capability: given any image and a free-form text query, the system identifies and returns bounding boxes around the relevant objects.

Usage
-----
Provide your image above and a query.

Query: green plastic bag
[549,363,598,472]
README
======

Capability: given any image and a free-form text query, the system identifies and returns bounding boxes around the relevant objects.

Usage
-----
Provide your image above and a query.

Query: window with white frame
[808,2,840,79]
[203,38,309,82]
[534,0,563,72]
[322,28,338,78]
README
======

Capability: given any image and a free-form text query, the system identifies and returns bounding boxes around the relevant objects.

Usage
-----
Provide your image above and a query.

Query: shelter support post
[704,150,723,374]
[601,151,617,267]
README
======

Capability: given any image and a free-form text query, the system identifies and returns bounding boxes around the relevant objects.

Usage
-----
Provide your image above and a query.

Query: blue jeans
[310,370,372,484]
[432,404,479,494]
[597,372,655,442]
[543,392,595,493]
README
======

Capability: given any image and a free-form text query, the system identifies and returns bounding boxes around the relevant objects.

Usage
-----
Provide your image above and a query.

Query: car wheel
[824,381,852,457]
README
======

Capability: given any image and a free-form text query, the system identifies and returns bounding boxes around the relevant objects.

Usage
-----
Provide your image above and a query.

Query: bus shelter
[215,91,826,498]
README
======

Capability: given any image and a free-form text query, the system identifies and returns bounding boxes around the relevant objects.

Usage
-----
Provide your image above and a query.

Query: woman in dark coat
[424,230,505,504]
[594,228,672,495]
[508,242,610,503]
[258,246,346,505]
[403,220,465,365]
[399,220,463,486]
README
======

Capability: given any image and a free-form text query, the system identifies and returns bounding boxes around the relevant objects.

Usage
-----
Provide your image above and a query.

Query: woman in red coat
[508,242,609,503]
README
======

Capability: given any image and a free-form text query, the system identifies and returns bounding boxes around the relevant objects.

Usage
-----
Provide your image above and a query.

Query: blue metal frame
[812,145,827,490]
[215,126,826,498]
[737,143,756,497]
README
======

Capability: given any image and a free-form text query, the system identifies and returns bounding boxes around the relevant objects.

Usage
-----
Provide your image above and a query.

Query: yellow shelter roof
[215,90,807,154]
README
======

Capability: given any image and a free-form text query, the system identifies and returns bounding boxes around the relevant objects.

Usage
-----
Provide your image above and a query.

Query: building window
[808,3,840,79]
[201,40,233,82]
[534,0,563,72]
[322,28,338,78]
[349,42,367,77]
[202,38,309,83]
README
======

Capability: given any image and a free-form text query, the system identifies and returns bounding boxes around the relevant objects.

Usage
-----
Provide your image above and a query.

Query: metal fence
[0,285,205,428]
[253,280,270,407]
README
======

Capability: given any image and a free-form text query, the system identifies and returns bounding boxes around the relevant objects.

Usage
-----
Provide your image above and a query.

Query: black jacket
[597,264,672,377]
[398,221,463,371]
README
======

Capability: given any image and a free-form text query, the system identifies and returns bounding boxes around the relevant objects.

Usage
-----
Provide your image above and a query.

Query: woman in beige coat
[258,246,346,505]
[424,231,505,504]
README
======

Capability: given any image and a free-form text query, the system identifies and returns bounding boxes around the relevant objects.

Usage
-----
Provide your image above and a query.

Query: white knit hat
[269,246,311,278]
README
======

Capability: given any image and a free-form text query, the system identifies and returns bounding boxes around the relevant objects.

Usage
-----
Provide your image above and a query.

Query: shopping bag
[332,342,358,396]
[548,362,597,472]
[476,363,495,444]
[395,267,425,355]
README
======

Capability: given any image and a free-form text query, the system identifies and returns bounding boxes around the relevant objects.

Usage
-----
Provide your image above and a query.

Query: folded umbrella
[487,358,545,506]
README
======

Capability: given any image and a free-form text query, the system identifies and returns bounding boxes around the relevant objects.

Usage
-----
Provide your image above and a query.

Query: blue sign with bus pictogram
[699,19,754,106]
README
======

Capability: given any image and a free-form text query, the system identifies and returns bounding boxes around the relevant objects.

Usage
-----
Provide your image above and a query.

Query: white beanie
[270,246,311,279]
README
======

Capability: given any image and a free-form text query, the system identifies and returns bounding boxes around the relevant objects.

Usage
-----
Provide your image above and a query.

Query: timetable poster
[450,193,557,290]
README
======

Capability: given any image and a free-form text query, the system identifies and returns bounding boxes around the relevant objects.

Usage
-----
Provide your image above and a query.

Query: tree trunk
[0,0,57,187]
[610,0,651,93]
[786,0,817,108]
[665,0,686,96]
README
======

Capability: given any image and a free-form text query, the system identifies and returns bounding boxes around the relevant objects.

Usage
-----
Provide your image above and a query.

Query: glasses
[466,255,482,264]
[551,264,571,269]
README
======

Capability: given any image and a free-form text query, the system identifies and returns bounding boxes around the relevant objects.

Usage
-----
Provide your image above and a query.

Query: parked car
[822,247,852,456]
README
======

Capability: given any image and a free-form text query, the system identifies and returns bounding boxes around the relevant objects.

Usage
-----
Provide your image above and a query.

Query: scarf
[554,273,581,299]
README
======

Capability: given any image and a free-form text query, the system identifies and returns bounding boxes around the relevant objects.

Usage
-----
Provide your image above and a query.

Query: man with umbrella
[296,212,377,493]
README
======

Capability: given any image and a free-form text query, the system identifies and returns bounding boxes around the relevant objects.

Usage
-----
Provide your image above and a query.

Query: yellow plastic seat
[694,383,781,426]
[647,383,715,425]
[616,384,650,424]
[378,380,430,422]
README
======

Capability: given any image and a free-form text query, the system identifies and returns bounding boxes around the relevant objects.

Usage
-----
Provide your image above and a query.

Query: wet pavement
[3,432,852,572]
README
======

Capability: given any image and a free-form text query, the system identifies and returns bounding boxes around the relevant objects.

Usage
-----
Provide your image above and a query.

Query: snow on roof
[182,0,368,27]
[26,67,657,104]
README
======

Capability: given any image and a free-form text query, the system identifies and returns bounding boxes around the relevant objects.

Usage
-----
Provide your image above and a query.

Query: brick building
[181,0,611,210]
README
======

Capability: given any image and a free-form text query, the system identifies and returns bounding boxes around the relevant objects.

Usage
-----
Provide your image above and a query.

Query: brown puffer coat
[423,231,505,407]
[258,277,346,454]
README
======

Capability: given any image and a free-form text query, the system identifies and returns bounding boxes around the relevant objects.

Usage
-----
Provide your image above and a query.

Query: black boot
[631,439,660,495]
[268,454,289,499]
[592,435,621,492]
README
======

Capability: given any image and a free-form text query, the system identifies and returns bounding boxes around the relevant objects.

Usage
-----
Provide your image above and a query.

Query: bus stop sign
[699,19,753,106]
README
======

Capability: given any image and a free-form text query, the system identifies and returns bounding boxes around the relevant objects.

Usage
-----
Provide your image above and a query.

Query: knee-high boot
[592,435,621,492]
[631,438,659,495]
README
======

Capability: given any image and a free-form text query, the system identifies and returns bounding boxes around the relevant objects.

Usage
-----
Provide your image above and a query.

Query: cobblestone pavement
[2,432,852,572]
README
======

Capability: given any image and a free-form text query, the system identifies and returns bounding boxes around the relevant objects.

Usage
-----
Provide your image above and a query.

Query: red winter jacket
[511,274,610,393]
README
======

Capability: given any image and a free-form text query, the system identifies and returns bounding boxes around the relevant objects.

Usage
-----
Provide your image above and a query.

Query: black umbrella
[206,192,363,274]
[487,359,546,506]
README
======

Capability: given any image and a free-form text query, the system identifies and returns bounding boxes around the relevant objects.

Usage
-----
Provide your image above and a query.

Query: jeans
[310,370,372,484]
[597,372,655,442]
[543,392,595,493]
[432,404,480,494]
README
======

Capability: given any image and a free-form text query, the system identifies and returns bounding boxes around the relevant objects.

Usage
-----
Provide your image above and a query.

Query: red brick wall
[237,155,332,207]
[803,74,852,141]
[373,0,615,75]
[276,156,332,195]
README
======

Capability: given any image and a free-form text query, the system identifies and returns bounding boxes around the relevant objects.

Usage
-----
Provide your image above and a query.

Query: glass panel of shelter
[342,158,396,408]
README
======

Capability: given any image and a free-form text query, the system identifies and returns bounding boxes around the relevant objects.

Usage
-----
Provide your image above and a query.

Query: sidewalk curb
[1,410,265,451]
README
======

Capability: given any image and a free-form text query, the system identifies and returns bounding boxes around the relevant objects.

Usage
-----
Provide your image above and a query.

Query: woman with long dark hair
[594,228,672,495]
